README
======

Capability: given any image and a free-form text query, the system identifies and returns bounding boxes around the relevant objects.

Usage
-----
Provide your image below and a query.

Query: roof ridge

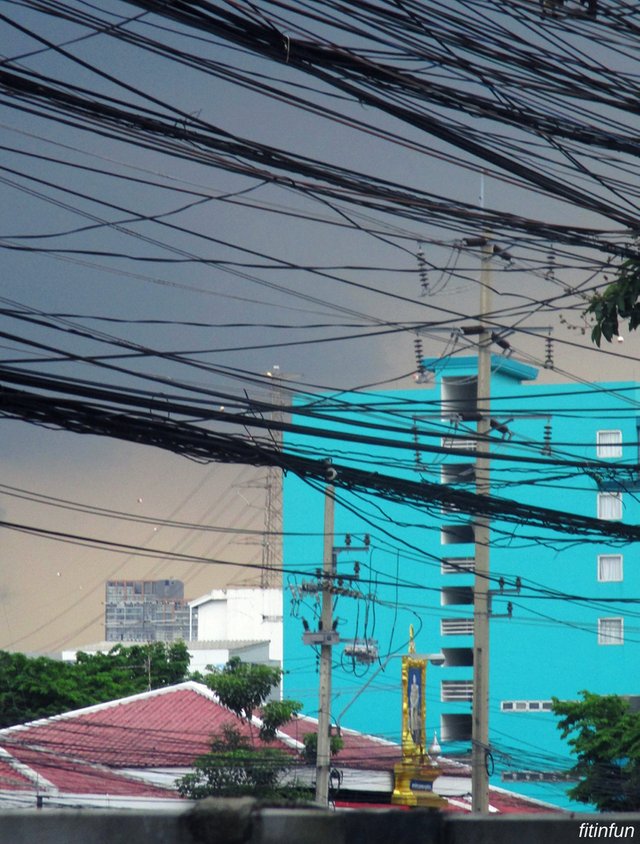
[250,712,304,753]
[0,681,215,735]
[292,714,400,748]
[0,744,57,793]
[487,782,567,811]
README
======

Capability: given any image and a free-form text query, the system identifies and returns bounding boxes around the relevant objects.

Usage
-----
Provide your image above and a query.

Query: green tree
[0,642,191,727]
[552,690,640,811]
[0,651,79,726]
[176,724,298,800]
[177,658,306,800]
[204,656,300,743]
[585,254,640,346]
[300,731,344,765]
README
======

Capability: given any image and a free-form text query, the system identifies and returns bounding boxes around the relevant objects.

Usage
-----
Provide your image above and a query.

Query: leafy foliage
[259,699,303,742]
[301,731,344,765]
[176,724,302,800]
[204,656,301,739]
[204,657,281,721]
[586,255,640,346]
[0,641,191,727]
[178,658,306,801]
[552,690,640,811]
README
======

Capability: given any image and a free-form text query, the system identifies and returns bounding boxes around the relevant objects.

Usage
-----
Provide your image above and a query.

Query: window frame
[597,553,623,582]
[500,700,553,712]
[598,617,624,646]
[597,429,622,459]
[597,492,623,521]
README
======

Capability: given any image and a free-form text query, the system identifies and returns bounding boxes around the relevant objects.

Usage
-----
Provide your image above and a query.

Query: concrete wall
[3,801,640,844]
[191,590,283,663]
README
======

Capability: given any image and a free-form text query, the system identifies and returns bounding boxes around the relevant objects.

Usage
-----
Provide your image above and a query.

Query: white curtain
[597,430,622,458]
[598,554,622,581]
[598,492,622,520]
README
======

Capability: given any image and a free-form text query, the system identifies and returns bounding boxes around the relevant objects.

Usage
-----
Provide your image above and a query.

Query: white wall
[191,589,283,663]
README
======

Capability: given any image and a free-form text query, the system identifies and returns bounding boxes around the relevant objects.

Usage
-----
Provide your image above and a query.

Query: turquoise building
[282,355,640,809]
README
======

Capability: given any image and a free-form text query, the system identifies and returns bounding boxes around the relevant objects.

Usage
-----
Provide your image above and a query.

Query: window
[598,492,622,520]
[598,617,624,645]
[501,700,553,712]
[503,771,576,783]
[598,554,623,582]
[597,430,622,458]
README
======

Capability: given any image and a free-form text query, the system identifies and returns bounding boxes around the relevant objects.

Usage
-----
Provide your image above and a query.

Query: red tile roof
[3,746,178,797]
[280,714,402,770]
[0,682,243,799]
[1,684,238,768]
[0,755,34,791]
[0,682,563,813]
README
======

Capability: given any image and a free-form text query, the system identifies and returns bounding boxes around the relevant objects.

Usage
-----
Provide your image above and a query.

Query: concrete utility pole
[315,482,335,805]
[471,238,492,813]
[262,365,287,589]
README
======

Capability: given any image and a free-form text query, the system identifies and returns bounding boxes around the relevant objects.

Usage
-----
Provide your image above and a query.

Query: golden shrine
[391,626,447,809]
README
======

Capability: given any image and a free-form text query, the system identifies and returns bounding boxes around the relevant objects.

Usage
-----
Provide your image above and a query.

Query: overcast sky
[2,0,640,652]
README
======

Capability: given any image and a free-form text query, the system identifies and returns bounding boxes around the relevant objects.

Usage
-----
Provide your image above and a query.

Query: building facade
[105,579,194,642]
[282,354,640,809]
[188,588,283,664]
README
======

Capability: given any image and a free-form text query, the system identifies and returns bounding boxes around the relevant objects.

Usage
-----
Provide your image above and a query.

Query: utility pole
[315,481,335,805]
[299,466,370,805]
[471,237,492,813]
[262,365,286,589]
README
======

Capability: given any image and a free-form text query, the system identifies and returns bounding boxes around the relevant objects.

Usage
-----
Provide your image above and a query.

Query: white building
[188,588,283,664]
[62,588,283,679]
